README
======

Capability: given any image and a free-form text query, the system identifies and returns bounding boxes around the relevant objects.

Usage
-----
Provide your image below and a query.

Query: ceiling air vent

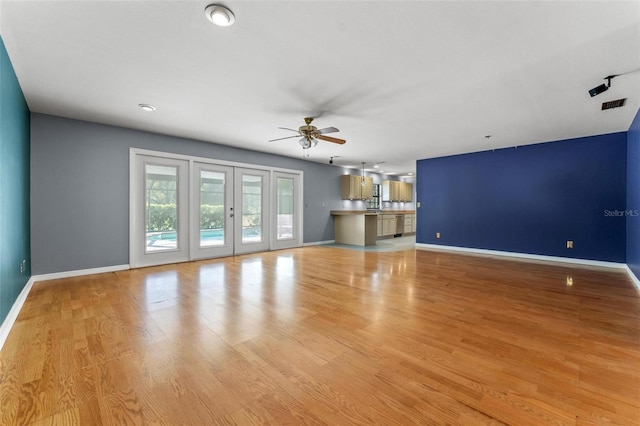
[601,98,627,111]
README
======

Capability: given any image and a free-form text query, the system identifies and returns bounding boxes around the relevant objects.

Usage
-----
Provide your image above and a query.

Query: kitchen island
[331,210,417,246]
[330,210,379,246]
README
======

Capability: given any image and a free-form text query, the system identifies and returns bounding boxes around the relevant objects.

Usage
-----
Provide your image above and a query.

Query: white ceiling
[1,1,639,175]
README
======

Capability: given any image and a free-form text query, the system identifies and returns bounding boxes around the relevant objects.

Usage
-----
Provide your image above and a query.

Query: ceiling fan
[269,117,346,149]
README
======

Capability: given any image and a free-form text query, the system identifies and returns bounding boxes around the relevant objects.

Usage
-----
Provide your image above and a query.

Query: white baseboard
[0,264,130,353]
[0,276,36,352]
[415,243,627,269]
[625,265,640,291]
[30,264,130,282]
[303,240,335,246]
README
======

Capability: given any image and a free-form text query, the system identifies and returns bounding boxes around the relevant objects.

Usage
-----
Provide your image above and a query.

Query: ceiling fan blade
[316,134,346,145]
[269,135,302,142]
[277,127,301,133]
[317,126,339,134]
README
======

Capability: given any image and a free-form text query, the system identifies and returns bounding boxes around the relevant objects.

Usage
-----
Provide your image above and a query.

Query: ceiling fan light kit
[269,117,346,155]
[298,137,317,149]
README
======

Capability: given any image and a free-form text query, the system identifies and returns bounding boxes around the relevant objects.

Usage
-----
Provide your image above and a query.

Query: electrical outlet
[436,232,441,239]
[417,202,421,208]
[566,240,573,249]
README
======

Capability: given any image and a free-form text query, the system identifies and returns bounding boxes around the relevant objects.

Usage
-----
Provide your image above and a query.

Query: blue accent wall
[416,132,627,262]
[627,109,640,280]
[0,36,31,325]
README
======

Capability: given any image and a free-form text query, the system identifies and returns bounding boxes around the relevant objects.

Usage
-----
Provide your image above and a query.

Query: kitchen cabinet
[377,212,415,238]
[404,214,413,234]
[382,180,413,202]
[381,180,394,202]
[402,213,416,234]
[400,182,412,202]
[362,177,373,199]
[382,214,397,236]
[341,175,373,200]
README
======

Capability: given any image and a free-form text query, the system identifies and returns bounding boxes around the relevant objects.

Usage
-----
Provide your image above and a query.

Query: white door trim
[129,149,304,267]
[234,168,271,255]
[130,148,302,174]
[271,171,303,250]
[130,155,190,268]
[190,162,235,260]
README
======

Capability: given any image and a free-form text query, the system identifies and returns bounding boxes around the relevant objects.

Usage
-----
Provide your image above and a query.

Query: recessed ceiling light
[408,172,414,176]
[373,164,379,168]
[205,4,235,27]
[138,103,156,112]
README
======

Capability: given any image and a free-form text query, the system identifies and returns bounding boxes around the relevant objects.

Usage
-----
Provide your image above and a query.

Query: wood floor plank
[1,247,639,424]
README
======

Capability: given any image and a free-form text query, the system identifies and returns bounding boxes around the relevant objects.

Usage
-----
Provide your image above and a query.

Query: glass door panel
[191,163,233,259]
[131,155,189,268]
[145,164,179,252]
[241,174,263,243]
[271,171,302,250]
[200,170,226,247]
[276,177,294,240]
[234,168,269,254]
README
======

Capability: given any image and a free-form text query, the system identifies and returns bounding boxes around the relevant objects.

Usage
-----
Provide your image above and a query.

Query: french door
[131,155,190,268]
[130,151,300,268]
[234,168,270,255]
[271,171,302,251]
[191,162,234,260]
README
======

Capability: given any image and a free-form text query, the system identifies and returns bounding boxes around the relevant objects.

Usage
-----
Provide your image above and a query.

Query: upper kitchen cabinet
[382,180,413,202]
[400,181,412,202]
[382,180,413,201]
[341,175,373,200]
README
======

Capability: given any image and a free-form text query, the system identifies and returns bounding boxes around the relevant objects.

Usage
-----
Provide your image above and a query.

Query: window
[367,183,380,210]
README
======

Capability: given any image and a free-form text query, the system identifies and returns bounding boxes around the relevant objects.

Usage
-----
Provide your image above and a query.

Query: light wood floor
[1,247,639,425]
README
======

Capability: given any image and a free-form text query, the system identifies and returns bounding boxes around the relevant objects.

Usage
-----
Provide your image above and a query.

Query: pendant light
[361,162,366,186]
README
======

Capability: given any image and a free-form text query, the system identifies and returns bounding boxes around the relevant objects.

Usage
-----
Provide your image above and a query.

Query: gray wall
[31,113,354,274]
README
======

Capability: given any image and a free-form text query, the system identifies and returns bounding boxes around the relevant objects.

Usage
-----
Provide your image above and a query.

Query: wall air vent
[601,98,627,110]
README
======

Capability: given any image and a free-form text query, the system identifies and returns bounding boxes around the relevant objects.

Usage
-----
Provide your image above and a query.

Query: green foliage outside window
[147,204,224,231]
[146,204,176,232]
[200,204,225,230]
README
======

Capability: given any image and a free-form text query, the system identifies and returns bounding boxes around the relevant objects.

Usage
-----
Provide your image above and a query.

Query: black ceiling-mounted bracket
[588,69,640,97]
[589,74,618,97]
[604,74,618,88]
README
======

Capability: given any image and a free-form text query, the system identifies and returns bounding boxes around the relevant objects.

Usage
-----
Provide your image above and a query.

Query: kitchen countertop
[330,210,379,216]
[330,210,416,215]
